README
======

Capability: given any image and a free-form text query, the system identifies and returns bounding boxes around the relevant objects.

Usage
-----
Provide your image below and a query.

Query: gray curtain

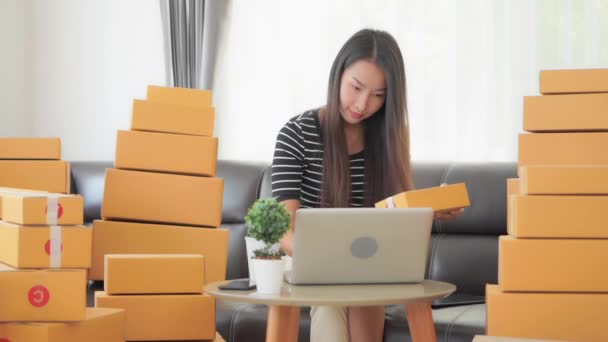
[160,0,206,89]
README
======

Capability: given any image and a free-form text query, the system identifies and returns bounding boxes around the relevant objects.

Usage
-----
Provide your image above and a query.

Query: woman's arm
[279,199,300,256]
[271,116,306,255]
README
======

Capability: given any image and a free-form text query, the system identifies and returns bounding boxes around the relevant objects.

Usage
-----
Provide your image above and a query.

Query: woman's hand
[278,199,299,257]
[434,207,465,221]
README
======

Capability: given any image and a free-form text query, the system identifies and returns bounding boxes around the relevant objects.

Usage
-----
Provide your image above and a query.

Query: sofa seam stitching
[229,306,241,342]
[444,304,474,341]
[429,233,439,279]
[437,163,451,234]
[255,165,267,199]
[428,233,443,280]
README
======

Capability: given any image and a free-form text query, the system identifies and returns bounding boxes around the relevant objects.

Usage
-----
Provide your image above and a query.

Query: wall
[29,0,165,160]
[0,0,31,136]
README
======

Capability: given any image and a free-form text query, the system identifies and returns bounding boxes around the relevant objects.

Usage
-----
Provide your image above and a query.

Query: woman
[271,28,463,342]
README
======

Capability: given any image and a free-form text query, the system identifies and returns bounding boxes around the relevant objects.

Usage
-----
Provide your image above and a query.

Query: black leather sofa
[73,160,517,342]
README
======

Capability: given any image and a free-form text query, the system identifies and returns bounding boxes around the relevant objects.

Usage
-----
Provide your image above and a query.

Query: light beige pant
[310,306,349,342]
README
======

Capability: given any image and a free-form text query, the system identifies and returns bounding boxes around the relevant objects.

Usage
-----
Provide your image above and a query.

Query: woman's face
[339,59,386,125]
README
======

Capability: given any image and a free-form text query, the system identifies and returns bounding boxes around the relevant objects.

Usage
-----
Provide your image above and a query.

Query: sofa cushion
[411,162,451,189]
[437,162,517,235]
[258,165,272,200]
[223,223,250,280]
[384,304,486,342]
[427,234,498,297]
[217,161,266,224]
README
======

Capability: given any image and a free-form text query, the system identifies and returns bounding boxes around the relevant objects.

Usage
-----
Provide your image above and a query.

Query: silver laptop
[285,207,433,285]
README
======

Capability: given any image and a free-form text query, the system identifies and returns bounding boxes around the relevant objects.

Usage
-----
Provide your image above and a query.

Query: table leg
[266,305,300,342]
[405,302,436,342]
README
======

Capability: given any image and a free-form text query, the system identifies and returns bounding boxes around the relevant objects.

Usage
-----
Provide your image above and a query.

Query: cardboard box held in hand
[376,183,470,212]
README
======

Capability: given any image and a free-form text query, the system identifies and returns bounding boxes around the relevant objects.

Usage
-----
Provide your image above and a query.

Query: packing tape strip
[46,195,59,225]
[50,225,62,268]
[386,196,396,208]
[0,188,45,195]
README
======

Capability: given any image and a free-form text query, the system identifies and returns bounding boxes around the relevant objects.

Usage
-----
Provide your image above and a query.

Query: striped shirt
[271,109,366,208]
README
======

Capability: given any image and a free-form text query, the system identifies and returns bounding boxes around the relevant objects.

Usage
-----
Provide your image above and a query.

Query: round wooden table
[206,280,456,342]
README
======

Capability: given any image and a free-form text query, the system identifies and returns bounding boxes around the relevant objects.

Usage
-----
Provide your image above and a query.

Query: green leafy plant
[245,198,291,259]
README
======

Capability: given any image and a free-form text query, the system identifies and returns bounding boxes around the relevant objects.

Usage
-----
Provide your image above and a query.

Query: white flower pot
[244,237,279,284]
[253,258,285,294]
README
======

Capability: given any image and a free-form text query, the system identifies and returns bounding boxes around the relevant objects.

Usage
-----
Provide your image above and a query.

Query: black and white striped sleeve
[271,119,305,202]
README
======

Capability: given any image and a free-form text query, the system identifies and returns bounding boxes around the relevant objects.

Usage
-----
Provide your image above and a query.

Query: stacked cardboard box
[0,138,70,194]
[487,69,608,342]
[92,85,229,340]
[96,254,215,341]
[0,190,126,341]
[0,308,126,342]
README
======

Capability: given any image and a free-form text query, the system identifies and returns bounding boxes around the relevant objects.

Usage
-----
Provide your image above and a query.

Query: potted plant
[244,198,291,294]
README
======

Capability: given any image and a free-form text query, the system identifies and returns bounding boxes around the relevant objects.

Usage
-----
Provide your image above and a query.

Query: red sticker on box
[45,203,64,219]
[44,240,63,256]
[0,339,12,342]
[28,285,50,307]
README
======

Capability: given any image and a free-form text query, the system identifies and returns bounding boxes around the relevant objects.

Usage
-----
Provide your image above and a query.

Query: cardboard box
[518,133,608,169]
[486,284,608,341]
[0,222,92,269]
[540,68,608,94]
[115,130,218,176]
[375,183,470,211]
[90,220,229,284]
[0,187,48,220]
[0,264,86,322]
[0,138,61,160]
[102,168,223,227]
[131,99,215,137]
[506,179,520,233]
[506,179,520,196]
[520,165,608,195]
[0,161,70,193]
[508,194,608,238]
[499,236,608,292]
[147,85,212,108]
[95,291,215,341]
[2,193,83,225]
[0,308,125,342]
[104,254,204,295]
[523,93,608,132]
